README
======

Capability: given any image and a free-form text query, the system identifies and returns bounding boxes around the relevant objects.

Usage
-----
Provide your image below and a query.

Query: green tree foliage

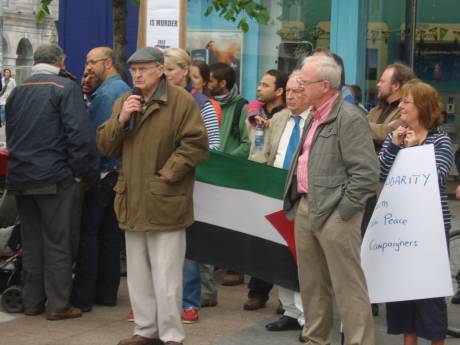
[37,0,271,32]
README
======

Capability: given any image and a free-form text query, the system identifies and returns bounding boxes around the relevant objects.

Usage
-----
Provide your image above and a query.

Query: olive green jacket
[96,78,209,232]
[283,95,379,231]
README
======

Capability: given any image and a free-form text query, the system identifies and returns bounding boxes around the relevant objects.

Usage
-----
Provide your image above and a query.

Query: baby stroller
[0,190,22,313]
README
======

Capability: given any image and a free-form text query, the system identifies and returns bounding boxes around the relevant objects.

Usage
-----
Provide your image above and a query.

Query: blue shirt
[89,74,130,172]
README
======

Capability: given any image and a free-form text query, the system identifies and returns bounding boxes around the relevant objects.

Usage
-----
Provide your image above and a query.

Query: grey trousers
[199,264,218,300]
[16,181,80,312]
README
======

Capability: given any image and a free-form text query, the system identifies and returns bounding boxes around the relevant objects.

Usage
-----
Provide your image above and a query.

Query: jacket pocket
[147,178,186,226]
[113,178,127,223]
[310,175,345,214]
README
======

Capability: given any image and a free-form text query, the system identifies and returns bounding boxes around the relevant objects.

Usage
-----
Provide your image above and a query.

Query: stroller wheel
[1,285,24,313]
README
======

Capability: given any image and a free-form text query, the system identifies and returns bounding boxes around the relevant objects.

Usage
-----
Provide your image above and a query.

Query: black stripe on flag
[186,221,299,291]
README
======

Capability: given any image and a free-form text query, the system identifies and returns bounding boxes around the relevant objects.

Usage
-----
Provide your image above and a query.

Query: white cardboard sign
[146,0,181,49]
[361,144,453,303]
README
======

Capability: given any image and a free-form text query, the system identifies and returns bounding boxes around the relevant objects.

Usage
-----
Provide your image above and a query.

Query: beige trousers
[125,230,186,343]
[295,196,375,345]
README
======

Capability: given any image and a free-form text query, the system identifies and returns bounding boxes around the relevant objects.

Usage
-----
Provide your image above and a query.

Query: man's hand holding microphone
[119,87,142,130]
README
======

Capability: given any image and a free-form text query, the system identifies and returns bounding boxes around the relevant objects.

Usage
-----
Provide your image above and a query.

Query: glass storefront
[365,0,460,142]
[186,0,331,100]
[185,0,460,142]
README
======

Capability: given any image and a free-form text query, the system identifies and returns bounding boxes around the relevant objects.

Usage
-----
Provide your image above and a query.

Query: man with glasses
[262,71,308,336]
[97,47,208,345]
[284,55,379,344]
[71,47,130,313]
[368,63,415,152]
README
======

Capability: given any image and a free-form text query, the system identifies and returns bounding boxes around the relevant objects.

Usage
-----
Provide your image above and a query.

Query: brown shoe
[46,307,82,321]
[117,335,162,345]
[221,273,244,286]
[243,297,266,310]
[200,296,218,307]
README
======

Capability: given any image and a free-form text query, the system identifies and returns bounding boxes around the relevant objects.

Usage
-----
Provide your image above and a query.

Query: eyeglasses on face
[129,64,160,76]
[400,98,414,104]
[85,58,108,66]
[286,88,304,95]
[296,77,324,88]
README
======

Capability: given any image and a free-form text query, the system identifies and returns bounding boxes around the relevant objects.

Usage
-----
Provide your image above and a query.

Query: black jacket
[5,70,98,190]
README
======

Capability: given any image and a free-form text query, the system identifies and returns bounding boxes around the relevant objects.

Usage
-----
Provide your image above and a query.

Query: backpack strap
[231,98,248,139]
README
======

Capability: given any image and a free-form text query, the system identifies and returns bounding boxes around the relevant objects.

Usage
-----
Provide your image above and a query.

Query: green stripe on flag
[196,150,287,200]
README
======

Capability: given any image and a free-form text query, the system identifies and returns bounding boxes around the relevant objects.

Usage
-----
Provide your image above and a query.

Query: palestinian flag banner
[187,150,299,291]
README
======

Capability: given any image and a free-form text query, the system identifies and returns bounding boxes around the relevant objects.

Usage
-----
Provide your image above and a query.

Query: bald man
[71,47,130,312]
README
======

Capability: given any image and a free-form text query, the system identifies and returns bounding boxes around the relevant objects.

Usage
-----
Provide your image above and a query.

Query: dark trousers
[72,172,121,308]
[16,181,79,312]
[248,277,273,301]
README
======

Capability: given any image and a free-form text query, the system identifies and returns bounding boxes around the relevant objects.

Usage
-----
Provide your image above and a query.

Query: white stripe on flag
[194,181,287,246]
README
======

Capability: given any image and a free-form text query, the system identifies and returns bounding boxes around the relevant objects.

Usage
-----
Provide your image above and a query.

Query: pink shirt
[297,93,339,193]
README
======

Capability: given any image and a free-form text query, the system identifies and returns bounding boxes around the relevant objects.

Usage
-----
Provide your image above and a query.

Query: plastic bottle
[255,122,264,150]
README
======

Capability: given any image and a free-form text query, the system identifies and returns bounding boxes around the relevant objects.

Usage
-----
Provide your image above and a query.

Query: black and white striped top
[379,128,454,232]
[200,101,221,150]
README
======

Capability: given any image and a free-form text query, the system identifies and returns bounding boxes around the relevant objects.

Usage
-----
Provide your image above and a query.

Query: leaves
[36,0,52,22]
[37,0,272,32]
[203,0,272,32]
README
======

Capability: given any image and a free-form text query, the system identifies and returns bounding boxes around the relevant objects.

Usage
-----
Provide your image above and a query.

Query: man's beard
[377,89,390,103]
[210,86,224,97]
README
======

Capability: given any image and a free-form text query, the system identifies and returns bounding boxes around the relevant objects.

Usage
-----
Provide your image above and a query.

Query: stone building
[1,0,59,83]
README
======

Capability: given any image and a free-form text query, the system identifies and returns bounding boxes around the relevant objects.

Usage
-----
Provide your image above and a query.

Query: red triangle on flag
[265,210,297,262]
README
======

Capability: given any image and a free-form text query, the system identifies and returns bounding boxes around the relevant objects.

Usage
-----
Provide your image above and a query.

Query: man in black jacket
[5,44,97,321]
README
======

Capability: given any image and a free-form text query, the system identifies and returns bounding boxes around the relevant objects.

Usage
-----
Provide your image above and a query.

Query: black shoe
[243,297,267,310]
[265,316,302,331]
[452,289,460,304]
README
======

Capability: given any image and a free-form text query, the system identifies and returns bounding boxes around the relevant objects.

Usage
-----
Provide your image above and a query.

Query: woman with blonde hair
[379,79,453,345]
[164,48,220,150]
[164,47,220,324]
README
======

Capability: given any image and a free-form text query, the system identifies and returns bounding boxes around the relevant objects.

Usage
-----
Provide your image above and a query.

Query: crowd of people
[2,42,459,345]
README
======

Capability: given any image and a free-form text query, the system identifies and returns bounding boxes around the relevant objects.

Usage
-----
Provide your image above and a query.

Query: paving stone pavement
[0,276,459,345]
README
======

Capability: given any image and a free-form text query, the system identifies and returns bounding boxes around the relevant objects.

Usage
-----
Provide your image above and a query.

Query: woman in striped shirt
[379,79,453,345]
[164,48,221,150]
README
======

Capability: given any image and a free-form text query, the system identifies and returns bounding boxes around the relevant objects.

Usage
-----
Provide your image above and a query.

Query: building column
[330,0,368,89]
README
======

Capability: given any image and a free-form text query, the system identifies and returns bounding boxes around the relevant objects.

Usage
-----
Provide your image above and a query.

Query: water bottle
[255,123,264,151]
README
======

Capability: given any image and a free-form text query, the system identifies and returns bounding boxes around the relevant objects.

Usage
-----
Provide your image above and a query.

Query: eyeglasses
[400,98,414,104]
[129,65,159,76]
[296,77,324,87]
[85,58,108,66]
[286,88,303,95]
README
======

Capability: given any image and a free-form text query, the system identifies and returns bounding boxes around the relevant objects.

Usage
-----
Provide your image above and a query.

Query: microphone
[128,87,142,131]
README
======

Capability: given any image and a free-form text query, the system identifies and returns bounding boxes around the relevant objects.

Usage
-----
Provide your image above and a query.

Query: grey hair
[34,44,65,65]
[301,55,342,90]
[289,69,302,79]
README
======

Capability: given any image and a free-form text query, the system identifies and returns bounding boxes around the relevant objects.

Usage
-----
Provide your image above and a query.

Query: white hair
[289,69,302,79]
[301,55,342,90]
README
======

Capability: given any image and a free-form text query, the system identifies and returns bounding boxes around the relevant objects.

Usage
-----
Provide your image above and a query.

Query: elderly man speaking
[97,47,208,345]
[283,55,379,345]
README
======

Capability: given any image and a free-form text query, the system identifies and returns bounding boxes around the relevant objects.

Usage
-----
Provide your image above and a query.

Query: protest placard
[137,0,186,49]
[361,144,453,303]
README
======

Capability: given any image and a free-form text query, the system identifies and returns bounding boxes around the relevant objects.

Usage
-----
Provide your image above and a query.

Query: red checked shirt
[297,92,339,193]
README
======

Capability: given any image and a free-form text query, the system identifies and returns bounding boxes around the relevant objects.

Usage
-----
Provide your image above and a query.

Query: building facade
[1,0,59,83]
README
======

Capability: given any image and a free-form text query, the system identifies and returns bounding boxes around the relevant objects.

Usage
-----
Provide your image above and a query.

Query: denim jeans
[182,258,201,309]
